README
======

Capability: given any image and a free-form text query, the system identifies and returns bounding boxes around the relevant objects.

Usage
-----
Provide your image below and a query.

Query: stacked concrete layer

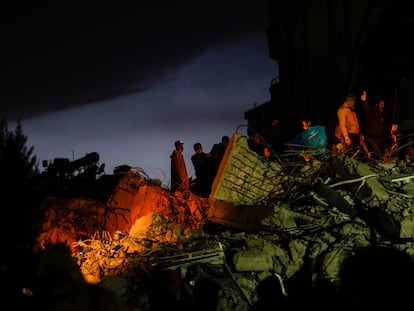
[209,133,289,206]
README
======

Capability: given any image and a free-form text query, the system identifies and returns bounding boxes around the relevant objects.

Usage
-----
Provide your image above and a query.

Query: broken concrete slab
[332,154,389,205]
[209,133,290,205]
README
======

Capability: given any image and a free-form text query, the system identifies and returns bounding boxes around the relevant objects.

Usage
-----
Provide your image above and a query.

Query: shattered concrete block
[308,242,330,262]
[121,236,152,254]
[129,212,169,239]
[343,156,390,204]
[375,209,402,238]
[262,243,288,259]
[233,274,257,301]
[210,133,289,205]
[261,204,298,229]
[284,259,303,278]
[289,240,307,262]
[320,247,351,284]
[402,183,414,196]
[233,249,274,272]
[339,221,372,246]
[400,216,414,239]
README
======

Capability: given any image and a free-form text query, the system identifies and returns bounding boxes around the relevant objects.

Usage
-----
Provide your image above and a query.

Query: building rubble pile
[34,133,414,310]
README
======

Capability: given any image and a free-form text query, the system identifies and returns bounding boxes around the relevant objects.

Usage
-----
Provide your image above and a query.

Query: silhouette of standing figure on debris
[191,142,213,197]
[258,116,285,153]
[209,135,229,177]
[360,90,393,158]
[170,140,189,192]
[248,132,270,158]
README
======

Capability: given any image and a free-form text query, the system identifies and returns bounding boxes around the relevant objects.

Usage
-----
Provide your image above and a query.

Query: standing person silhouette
[259,116,285,153]
[170,140,189,192]
[191,142,213,197]
[360,90,392,158]
[209,135,229,177]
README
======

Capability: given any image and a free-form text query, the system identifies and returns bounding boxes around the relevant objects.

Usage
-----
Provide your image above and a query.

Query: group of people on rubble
[334,89,397,160]
[270,88,400,162]
[170,135,229,197]
[170,88,407,194]
[286,90,398,161]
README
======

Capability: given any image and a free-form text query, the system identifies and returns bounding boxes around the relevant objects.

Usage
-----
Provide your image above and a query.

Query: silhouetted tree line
[0,116,42,307]
[0,116,40,238]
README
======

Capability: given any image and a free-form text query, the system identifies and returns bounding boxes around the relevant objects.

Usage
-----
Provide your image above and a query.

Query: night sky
[1,2,277,185]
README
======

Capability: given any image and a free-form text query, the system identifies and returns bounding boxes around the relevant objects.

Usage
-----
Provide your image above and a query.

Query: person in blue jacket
[289,116,343,160]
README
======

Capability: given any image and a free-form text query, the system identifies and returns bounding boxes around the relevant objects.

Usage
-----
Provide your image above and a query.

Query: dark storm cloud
[17,36,276,178]
[0,1,269,120]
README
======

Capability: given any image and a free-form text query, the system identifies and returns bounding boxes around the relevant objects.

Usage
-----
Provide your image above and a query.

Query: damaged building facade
[247,0,414,142]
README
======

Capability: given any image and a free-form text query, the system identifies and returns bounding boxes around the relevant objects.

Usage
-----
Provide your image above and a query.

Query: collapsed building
[33,131,414,310]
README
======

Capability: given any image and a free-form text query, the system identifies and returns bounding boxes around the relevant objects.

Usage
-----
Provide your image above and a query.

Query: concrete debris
[209,133,290,205]
[33,132,414,310]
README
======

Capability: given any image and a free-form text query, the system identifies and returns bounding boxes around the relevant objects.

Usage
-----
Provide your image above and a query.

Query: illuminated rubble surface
[33,133,414,310]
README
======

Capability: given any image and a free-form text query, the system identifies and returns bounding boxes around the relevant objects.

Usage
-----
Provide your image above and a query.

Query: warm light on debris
[33,132,414,310]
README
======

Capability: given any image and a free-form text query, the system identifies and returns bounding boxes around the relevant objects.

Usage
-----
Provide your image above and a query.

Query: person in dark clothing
[248,132,270,158]
[209,135,229,176]
[259,116,285,153]
[360,90,393,158]
[191,142,213,197]
[170,140,189,192]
